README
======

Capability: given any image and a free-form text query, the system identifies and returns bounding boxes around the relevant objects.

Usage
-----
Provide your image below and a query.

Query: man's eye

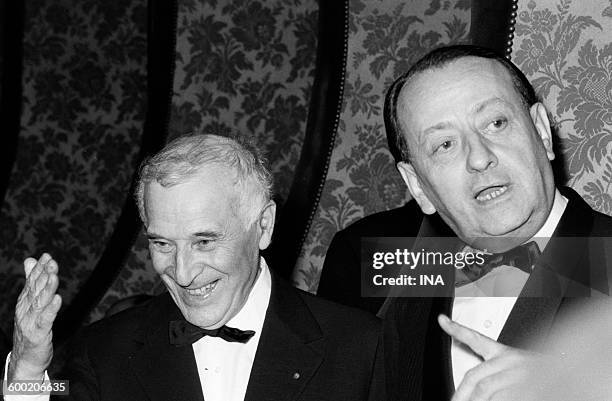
[195,239,211,249]
[488,118,507,131]
[150,241,173,252]
[434,140,454,153]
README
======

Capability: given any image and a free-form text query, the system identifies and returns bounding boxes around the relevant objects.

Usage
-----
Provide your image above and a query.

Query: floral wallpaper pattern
[92,0,319,320]
[513,0,612,215]
[0,0,147,333]
[293,0,471,292]
[169,0,318,203]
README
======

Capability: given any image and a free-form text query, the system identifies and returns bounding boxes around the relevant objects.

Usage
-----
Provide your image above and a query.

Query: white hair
[135,132,273,227]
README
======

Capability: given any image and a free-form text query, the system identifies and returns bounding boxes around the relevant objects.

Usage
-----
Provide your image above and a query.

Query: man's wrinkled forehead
[144,167,241,215]
[396,57,519,141]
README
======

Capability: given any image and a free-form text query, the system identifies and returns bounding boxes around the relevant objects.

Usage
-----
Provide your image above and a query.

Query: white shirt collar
[451,190,569,388]
[530,188,567,252]
[225,256,271,334]
[191,257,271,401]
[460,189,567,254]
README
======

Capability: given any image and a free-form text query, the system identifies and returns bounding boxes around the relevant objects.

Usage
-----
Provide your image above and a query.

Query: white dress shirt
[193,257,271,401]
[451,189,568,388]
[4,257,272,401]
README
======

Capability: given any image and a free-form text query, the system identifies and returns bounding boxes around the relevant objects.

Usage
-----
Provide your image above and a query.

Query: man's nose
[173,247,197,287]
[466,133,498,173]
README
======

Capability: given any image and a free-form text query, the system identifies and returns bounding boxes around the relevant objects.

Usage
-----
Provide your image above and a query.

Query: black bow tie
[169,320,255,346]
[455,241,541,287]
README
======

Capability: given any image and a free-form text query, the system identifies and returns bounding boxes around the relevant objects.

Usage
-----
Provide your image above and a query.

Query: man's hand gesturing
[8,253,62,381]
[438,314,545,401]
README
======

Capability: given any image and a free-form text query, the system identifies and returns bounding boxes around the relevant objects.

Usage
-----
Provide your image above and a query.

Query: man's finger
[452,364,521,401]
[438,314,505,360]
[38,294,62,328]
[25,259,43,288]
[26,255,58,297]
[33,271,50,298]
[25,254,51,286]
[37,258,59,297]
[23,258,37,277]
[45,259,58,274]
[36,273,60,309]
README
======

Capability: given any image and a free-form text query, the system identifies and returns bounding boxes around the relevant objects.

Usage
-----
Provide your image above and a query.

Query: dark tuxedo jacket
[382,187,612,401]
[318,201,424,314]
[57,275,385,401]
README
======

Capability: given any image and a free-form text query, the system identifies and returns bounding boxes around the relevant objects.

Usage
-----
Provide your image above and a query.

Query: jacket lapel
[422,296,453,400]
[380,214,456,400]
[416,215,456,398]
[385,187,609,399]
[498,187,599,348]
[244,276,325,401]
[129,294,205,401]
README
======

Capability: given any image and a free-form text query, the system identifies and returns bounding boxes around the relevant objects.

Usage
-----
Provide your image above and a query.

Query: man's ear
[530,102,555,161]
[257,200,276,250]
[397,161,436,215]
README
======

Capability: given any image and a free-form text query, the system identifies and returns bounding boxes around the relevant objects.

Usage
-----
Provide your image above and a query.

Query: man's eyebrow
[473,97,509,114]
[146,231,223,240]
[193,231,223,239]
[423,121,452,136]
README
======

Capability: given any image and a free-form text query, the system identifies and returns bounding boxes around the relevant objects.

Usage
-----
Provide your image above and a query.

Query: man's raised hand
[438,314,544,401]
[8,253,62,381]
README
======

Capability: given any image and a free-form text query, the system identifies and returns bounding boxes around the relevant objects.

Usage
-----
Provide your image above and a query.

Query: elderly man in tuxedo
[5,133,385,401]
[381,45,612,401]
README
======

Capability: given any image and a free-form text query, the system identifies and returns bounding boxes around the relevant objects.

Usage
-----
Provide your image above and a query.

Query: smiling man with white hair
[5,132,385,401]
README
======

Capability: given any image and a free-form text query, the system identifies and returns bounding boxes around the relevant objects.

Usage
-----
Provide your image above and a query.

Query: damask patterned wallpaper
[169,0,318,202]
[0,0,147,333]
[513,0,612,216]
[91,0,319,320]
[293,0,472,292]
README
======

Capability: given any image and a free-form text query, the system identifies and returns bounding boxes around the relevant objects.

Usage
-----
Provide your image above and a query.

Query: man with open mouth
[381,44,612,401]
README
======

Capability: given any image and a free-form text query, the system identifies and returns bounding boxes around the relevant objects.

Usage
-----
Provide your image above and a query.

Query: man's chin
[182,312,225,330]
[470,236,529,253]
[461,222,532,251]
[174,299,223,328]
